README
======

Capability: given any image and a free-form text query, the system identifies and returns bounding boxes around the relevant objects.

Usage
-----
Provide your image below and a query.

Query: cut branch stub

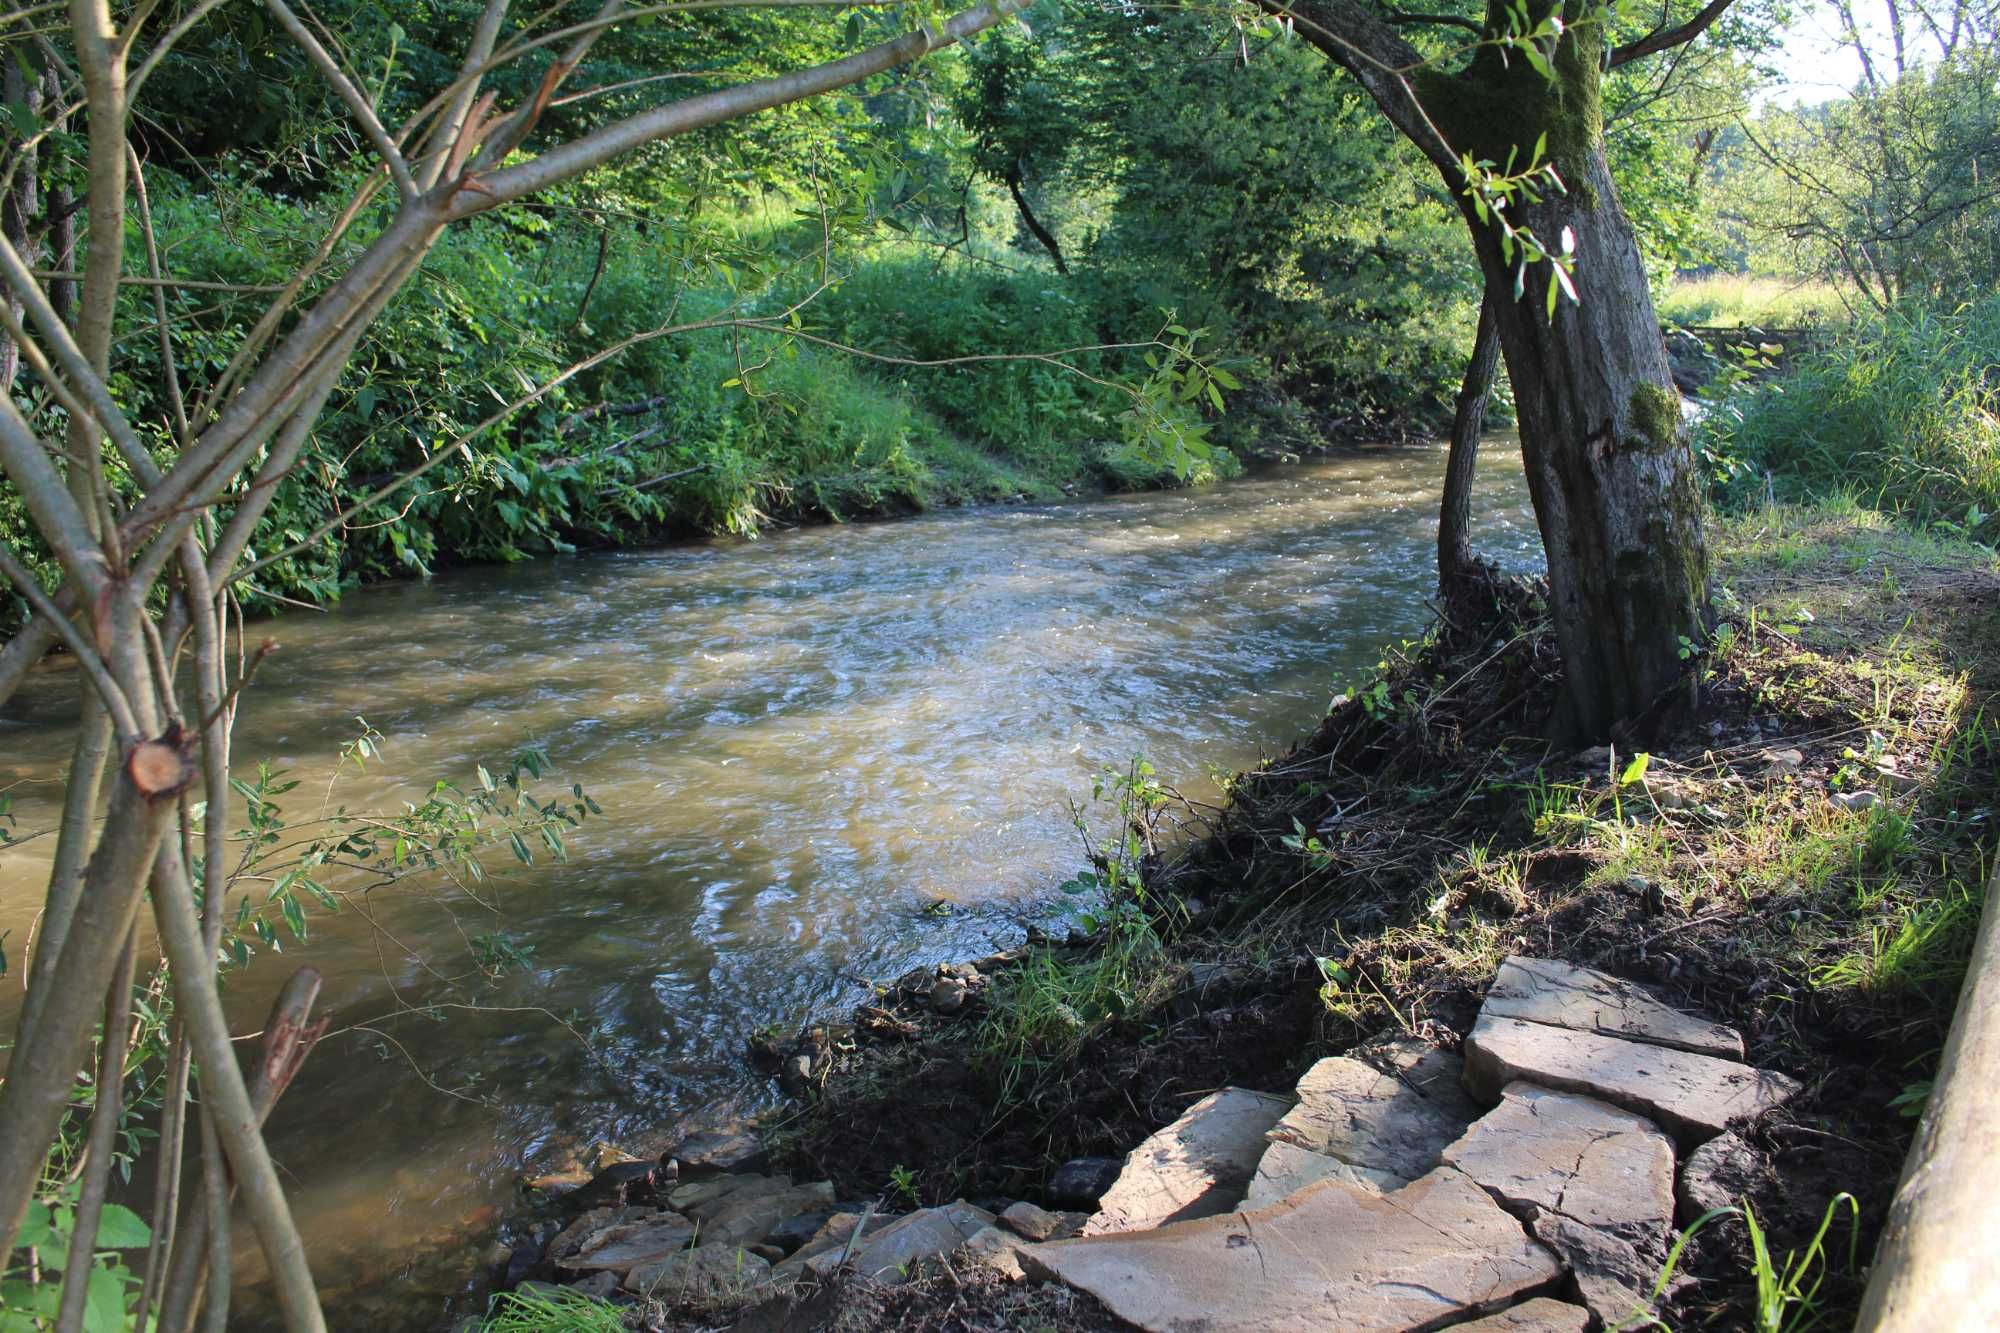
[254,968,329,1113]
[125,731,196,802]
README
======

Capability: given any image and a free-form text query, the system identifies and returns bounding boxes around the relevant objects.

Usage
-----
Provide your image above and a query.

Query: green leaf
[83,1262,129,1333]
[17,1200,53,1249]
[1619,753,1651,786]
[1546,270,1560,320]
[93,1204,151,1250]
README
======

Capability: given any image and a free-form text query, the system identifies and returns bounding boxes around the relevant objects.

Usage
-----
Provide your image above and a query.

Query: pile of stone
[1005,955,1800,1331]
[497,1118,1088,1313]
[498,955,1797,1331]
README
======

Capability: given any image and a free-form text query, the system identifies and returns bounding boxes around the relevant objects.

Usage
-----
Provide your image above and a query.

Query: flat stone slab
[690,1180,835,1249]
[767,1210,893,1285]
[623,1243,770,1299]
[847,1200,996,1284]
[1484,956,1744,1059]
[1265,1040,1479,1181]
[1531,1210,1666,1330]
[1463,1013,1799,1148]
[1084,1087,1291,1234]
[998,1201,1083,1242]
[1241,1139,1406,1209]
[669,1123,768,1177]
[1024,1168,1561,1332]
[1441,1082,1675,1247]
[554,1213,696,1274]
[1444,1297,1592,1332]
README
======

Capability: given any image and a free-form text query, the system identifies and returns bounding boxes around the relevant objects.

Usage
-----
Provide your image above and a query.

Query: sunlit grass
[1658,273,1848,328]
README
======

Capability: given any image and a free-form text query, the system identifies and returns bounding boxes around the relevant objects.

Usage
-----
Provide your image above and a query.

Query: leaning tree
[0,2,1049,1328]
[1267,0,1743,740]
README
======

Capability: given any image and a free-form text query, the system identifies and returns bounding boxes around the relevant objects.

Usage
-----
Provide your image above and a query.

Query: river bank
[470,500,2000,1329]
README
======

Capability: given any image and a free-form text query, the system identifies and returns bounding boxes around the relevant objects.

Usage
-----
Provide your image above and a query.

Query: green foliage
[1699,296,2000,534]
[2,1192,152,1331]
[981,757,1178,1092]
[475,1281,625,1332]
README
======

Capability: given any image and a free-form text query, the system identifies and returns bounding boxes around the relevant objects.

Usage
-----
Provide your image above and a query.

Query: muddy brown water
[0,445,1537,1326]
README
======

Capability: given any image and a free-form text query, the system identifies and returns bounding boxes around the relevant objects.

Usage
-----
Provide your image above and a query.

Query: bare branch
[1610,0,1737,67]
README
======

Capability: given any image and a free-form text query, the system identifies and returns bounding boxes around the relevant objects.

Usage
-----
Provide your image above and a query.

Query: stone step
[1243,1037,1480,1208]
[1482,956,1744,1059]
[1463,1012,1799,1149]
[1082,1087,1292,1235]
[1023,1167,1562,1332]
[1440,1081,1675,1249]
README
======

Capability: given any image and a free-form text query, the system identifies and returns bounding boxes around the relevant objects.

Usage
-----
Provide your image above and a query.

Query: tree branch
[1610,0,1736,67]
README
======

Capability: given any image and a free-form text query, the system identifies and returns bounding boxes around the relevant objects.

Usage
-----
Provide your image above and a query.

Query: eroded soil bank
[475,502,1999,1330]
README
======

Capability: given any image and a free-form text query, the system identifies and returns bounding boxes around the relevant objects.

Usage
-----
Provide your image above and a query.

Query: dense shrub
[1700,296,2000,532]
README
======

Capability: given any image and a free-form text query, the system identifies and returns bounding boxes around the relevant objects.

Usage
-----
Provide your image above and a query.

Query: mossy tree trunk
[1275,0,1715,741]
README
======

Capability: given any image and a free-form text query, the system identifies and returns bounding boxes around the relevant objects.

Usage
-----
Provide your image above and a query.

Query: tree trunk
[1277,0,1714,744]
[1438,291,1501,597]
[1424,15,1711,742]
[1005,163,1069,273]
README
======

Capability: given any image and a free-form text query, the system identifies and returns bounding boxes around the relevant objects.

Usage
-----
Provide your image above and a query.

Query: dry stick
[155,969,328,1333]
[53,925,138,1333]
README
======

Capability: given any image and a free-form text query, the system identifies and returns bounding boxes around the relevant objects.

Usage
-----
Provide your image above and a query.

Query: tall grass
[1658,274,1847,329]
[1700,295,2000,532]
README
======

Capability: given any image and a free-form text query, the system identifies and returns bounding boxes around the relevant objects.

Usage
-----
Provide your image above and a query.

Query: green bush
[1700,296,2000,533]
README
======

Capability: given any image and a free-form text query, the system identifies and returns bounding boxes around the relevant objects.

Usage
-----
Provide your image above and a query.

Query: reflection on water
[0,444,1538,1325]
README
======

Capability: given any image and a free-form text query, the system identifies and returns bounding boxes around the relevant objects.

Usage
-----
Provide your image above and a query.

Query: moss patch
[1413,1,1606,182]
[1629,382,1685,451]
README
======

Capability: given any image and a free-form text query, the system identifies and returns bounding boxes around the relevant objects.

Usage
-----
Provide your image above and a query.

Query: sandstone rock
[1264,1041,1477,1182]
[1833,789,1879,812]
[765,1208,838,1254]
[1463,1014,1799,1148]
[623,1244,771,1300]
[1441,1082,1675,1247]
[1047,1157,1122,1210]
[524,1167,591,1197]
[1481,956,1744,1059]
[691,1180,836,1250]
[1084,1088,1291,1234]
[1023,1169,1560,1332]
[766,1211,894,1284]
[1531,1210,1667,1331]
[1443,1297,1592,1331]
[1676,1131,1765,1227]
[669,1124,767,1177]
[747,1243,784,1264]
[667,1173,771,1212]
[554,1213,696,1274]
[998,1200,1081,1242]
[566,1159,660,1211]
[846,1201,996,1284]
[566,1270,622,1301]
[779,1054,814,1095]
[931,976,969,1013]
[547,1206,650,1267]
[959,1225,1030,1280]
[1241,1139,1406,1209]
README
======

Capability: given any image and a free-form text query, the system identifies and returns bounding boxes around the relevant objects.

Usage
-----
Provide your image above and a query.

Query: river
[0,443,1538,1326]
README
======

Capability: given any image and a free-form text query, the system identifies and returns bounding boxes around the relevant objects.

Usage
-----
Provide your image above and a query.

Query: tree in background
[1732,1,2000,308]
